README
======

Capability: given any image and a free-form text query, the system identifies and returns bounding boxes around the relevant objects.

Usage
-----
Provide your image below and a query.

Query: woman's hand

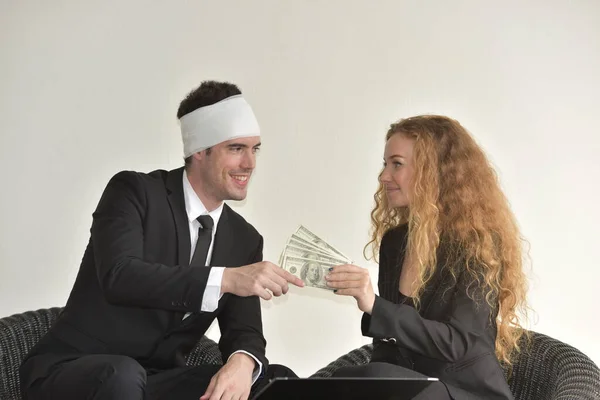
[326,264,376,314]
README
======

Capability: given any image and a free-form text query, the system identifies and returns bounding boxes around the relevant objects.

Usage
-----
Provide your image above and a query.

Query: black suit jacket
[21,167,267,385]
[361,225,513,400]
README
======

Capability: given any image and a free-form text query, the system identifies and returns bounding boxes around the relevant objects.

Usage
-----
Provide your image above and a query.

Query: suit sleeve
[217,235,268,370]
[361,232,494,363]
[92,171,211,311]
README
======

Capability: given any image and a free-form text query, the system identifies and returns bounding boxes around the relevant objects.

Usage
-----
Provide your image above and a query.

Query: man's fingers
[269,273,290,295]
[262,278,284,297]
[263,272,289,296]
[222,387,242,400]
[273,265,305,287]
[256,286,273,301]
[217,390,231,400]
[200,377,216,400]
[208,380,225,400]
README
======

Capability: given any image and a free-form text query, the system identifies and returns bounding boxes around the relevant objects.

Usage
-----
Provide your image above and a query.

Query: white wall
[1,0,599,376]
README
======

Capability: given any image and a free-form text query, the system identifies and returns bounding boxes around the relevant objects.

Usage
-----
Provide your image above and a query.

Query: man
[20,80,304,400]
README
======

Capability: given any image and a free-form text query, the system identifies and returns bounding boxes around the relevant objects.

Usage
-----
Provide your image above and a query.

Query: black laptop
[251,377,437,400]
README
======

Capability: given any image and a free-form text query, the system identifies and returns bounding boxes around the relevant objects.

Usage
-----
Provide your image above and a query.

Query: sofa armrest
[0,307,63,400]
[186,336,223,366]
[310,344,373,378]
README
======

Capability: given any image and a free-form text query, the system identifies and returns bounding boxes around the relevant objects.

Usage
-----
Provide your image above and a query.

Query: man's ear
[194,147,212,162]
[192,151,204,162]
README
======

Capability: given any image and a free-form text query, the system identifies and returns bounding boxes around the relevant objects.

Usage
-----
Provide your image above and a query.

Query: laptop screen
[252,376,437,400]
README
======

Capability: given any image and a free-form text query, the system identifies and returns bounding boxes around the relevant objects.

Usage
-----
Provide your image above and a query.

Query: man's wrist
[221,268,231,295]
[229,352,256,371]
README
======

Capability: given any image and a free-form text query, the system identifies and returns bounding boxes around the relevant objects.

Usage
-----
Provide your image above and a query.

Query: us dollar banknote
[279,226,352,290]
[293,225,352,262]
[281,255,335,290]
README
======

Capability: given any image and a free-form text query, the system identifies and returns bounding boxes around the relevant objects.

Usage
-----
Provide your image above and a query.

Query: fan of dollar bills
[279,225,352,290]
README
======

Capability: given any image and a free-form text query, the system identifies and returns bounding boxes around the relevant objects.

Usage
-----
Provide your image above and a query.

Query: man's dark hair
[178,80,242,165]
[177,80,241,119]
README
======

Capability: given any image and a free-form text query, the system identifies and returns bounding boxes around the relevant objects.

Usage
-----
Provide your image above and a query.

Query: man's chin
[227,190,248,202]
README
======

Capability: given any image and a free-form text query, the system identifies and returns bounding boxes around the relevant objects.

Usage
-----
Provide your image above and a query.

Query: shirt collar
[182,169,224,226]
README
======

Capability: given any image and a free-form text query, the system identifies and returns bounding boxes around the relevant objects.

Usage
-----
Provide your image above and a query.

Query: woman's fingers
[326,272,363,281]
[333,288,361,296]
[326,280,364,289]
[328,264,363,273]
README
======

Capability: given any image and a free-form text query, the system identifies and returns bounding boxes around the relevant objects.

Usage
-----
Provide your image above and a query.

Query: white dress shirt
[182,171,262,382]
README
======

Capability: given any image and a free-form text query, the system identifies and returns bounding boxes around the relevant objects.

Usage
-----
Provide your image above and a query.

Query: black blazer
[361,225,513,400]
[22,167,267,385]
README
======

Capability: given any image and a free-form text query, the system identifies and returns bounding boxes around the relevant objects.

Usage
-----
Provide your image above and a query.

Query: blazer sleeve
[217,235,268,369]
[361,232,494,363]
[91,171,212,312]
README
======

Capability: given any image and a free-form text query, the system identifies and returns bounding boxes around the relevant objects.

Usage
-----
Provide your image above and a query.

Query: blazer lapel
[420,245,453,315]
[419,271,444,315]
[384,226,453,315]
[165,167,191,268]
[210,205,235,269]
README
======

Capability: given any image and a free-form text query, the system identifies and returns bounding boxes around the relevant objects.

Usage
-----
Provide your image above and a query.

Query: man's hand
[326,264,376,314]
[200,353,255,400]
[221,261,304,299]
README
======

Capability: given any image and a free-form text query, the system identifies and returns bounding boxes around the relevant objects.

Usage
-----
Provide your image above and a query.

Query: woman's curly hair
[365,115,530,365]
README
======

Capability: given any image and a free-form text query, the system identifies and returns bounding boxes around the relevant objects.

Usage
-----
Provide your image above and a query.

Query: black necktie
[190,215,214,267]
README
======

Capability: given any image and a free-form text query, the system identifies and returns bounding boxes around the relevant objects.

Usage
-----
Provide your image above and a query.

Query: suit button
[171,301,177,306]
[183,301,189,307]
[382,337,397,344]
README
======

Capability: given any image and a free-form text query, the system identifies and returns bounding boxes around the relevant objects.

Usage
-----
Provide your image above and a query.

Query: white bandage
[180,94,260,158]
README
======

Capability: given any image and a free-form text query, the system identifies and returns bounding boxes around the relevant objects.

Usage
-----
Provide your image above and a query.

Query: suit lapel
[420,245,453,315]
[210,205,235,269]
[389,227,408,305]
[420,271,444,315]
[165,167,191,268]
[385,226,455,315]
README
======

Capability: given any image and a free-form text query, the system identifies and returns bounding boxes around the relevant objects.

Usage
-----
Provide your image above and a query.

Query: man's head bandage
[180,94,261,158]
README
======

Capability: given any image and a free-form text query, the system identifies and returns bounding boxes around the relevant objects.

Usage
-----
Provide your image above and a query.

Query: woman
[326,115,529,399]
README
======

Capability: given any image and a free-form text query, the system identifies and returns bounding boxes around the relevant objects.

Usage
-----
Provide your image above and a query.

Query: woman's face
[380,133,415,209]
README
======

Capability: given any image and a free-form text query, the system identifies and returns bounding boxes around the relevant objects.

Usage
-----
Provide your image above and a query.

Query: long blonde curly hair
[365,115,530,365]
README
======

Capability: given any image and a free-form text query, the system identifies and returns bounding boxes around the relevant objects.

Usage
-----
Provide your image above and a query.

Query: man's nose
[241,150,256,170]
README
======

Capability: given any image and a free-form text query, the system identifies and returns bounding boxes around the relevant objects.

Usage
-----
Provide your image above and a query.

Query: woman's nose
[379,168,390,183]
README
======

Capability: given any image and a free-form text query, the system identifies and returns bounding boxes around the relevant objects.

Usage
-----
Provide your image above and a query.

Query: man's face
[195,136,261,205]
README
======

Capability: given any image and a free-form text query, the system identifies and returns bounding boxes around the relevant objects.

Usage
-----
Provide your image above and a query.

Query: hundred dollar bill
[281,255,335,290]
[282,245,348,265]
[294,225,352,262]
[289,233,351,261]
[278,249,284,266]
[286,236,349,261]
